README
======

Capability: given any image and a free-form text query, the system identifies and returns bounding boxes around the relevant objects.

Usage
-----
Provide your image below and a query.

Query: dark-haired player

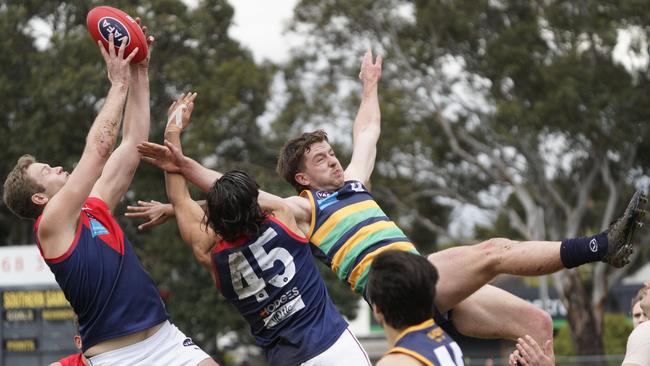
[368,250,463,366]
[161,94,370,366]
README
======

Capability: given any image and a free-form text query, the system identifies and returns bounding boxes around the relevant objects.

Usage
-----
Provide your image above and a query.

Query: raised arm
[344,49,383,185]
[163,93,215,269]
[91,20,155,211]
[38,36,138,256]
[137,139,221,192]
[135,92,311,230]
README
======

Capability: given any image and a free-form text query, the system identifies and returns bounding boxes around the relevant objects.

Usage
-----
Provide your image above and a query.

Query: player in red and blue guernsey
[3,28,217,366]
[160,94,370,366]
[367,250,463,366]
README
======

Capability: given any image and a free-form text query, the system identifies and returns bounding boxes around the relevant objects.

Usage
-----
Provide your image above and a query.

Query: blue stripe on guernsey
[301,181,418,295]
[211,217,347,366]
[317,191,340,210]
[34,198,168,352]
[388,319,464,366]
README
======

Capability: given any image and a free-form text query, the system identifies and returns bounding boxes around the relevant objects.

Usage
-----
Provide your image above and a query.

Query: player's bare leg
[429,237,562,313]
[430,190,646,313]
[449,285,553,345]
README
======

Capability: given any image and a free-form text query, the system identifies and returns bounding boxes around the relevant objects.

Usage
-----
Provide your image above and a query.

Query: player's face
[27,162,70,199]
[632,301,647,328]
[296,141,345,191]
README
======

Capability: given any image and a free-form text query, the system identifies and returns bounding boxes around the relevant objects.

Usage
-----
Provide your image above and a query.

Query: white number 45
[228,228,296,303]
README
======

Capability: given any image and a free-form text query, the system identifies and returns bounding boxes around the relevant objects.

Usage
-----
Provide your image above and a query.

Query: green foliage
[603,313,633,354]
[554,322,576,356]
[553,313,633,356]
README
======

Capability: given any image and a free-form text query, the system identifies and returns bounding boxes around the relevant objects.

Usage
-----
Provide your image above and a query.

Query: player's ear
[31,193,49,206]
[371,304,384,324]
[73,335,82,350]
[294,172,309,187]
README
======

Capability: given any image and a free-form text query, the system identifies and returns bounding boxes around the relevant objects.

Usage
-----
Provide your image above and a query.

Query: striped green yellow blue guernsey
[300,180,419,295]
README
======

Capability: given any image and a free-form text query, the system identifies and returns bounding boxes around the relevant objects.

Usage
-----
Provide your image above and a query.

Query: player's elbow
[87,134,115,159]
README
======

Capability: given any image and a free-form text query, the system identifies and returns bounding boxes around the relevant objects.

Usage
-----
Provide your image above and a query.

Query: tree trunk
[562,270,606,359]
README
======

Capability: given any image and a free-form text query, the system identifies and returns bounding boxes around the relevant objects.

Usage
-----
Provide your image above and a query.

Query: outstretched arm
[38,35,137,258]
[344,48,382,185]
[163,93,215,269]
[91,21,155,211]
[136,91,312,230]
[138,139,221,192]
[138,141,309,217]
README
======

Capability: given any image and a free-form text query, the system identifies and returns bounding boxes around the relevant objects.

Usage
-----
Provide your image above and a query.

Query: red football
[86,6,148,63]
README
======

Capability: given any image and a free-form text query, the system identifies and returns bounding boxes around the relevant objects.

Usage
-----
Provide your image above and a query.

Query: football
[86,6,148,63]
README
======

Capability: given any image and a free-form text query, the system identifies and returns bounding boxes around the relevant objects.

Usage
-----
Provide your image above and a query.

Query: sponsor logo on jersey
[89,218,109,237]
[316,190,331,199]
[183,337,196,347]
[260,286,305,328]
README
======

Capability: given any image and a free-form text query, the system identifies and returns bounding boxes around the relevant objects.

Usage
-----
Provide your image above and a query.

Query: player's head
[366,250,439,331]
[631,287,648,328]
[205,170,266,242]
[3,155,69,219]
[277,130,344,192]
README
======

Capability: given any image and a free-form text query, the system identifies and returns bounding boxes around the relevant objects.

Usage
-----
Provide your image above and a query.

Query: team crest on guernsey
[89,218,109,237]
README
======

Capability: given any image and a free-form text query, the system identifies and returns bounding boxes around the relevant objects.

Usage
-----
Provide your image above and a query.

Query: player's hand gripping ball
[86,6,148,63]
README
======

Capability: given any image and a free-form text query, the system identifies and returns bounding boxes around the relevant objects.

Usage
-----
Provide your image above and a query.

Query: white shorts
[300,327,371,366]
[87,321,212,366]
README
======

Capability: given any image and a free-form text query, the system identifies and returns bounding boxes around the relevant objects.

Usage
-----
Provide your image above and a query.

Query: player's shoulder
[628,321,650,346]
[378,353,427,366]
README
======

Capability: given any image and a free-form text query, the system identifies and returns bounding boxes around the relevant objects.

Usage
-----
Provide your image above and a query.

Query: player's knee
[528,307,553,340]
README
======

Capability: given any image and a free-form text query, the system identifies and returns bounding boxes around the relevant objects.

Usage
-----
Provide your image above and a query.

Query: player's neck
[383,324,403,347]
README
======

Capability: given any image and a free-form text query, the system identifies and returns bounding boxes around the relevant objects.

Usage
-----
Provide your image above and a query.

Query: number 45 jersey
[211,216,349,366]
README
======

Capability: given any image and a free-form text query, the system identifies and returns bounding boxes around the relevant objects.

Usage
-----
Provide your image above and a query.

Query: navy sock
[560,232,608,268]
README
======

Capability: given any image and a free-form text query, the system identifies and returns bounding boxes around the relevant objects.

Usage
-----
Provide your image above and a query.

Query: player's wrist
[164,126,183,136]
[362,84,378,98]
[110,79,129,88]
